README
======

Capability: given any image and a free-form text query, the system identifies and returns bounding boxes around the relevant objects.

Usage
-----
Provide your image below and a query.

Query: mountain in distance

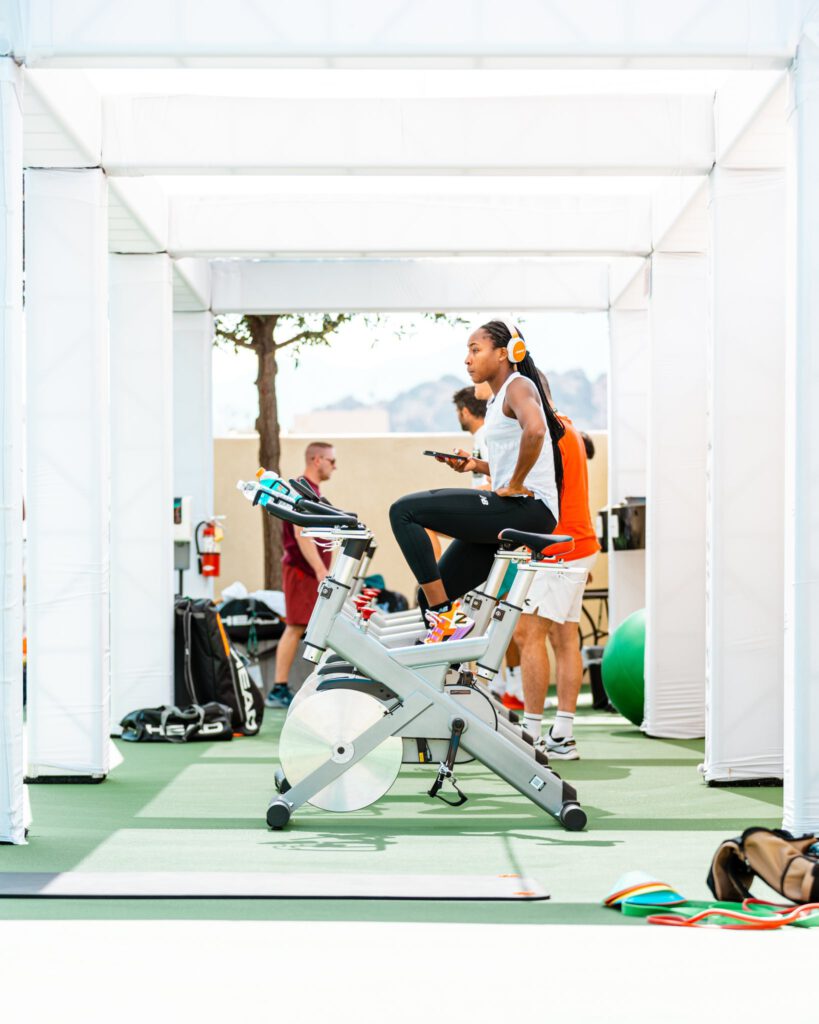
[318,369,607,432]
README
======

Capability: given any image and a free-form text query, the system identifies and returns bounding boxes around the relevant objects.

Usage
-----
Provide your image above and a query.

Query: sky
[212,310,609,434]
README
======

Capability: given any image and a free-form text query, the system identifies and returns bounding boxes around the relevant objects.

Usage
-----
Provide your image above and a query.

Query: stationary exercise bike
[237,471,588,832]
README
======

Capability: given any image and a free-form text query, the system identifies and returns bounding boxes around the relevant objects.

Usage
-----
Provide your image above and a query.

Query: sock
[509,666,524,699]
[427,599,454,616]
[551,711,575,740]
[522,713,542,737]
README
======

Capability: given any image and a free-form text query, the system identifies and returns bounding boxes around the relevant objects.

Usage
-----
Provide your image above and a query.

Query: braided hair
[479,320,565,511]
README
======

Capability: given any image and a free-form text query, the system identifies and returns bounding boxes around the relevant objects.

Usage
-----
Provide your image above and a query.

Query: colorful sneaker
[265,684,293,709]
[422,602,475,644]
[502,692,525,711]
[541,726,580,760]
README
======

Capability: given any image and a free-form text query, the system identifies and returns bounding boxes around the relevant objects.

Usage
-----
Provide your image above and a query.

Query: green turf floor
[0,706,783,923]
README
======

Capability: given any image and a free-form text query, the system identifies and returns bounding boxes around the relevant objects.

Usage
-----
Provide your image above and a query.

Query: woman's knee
[389,495,413,529]
[390,490,435,530]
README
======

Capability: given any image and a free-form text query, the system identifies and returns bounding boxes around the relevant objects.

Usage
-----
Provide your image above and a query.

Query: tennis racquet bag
[174,598,264,736]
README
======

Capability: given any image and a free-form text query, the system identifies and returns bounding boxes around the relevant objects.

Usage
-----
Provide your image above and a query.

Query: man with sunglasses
[268,442,338,708]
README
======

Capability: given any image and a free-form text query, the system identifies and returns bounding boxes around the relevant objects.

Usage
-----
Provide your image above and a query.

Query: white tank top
[483,372,559,518]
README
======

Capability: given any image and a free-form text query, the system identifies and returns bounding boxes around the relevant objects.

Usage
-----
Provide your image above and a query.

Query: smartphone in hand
[423,450,468,462]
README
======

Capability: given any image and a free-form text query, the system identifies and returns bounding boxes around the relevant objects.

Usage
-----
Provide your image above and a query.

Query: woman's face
[465,329,505,384]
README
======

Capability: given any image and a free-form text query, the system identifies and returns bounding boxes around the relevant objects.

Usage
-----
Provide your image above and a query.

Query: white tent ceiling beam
[10,0,805,68]
[609,259,650,310]
[22,68,100,167]
[108,177,167,253]
[169,193,654,258]
[717,75,788,169]
[172,258,211,312]
[210,259,610,313]
[102,94,716,176]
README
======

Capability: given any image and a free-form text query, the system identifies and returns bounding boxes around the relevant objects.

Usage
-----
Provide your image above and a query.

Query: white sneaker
[539,727,580,761]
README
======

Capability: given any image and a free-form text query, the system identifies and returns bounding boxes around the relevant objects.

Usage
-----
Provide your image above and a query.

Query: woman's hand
[436,449,476,474]
[495,483,534,498]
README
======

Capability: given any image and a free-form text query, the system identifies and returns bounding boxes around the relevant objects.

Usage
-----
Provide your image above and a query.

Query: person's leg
[274,624,305,684]
[550,618,583,722]
[435,537,499,607]
[390,488,555,607]
[539,619,582,758]
[514,612,553,735]
[425,529,443,561]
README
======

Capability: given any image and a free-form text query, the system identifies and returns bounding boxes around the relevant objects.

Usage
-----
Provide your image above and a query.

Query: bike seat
[498,529,575,560]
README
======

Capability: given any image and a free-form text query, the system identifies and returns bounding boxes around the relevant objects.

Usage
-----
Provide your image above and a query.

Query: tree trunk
[253,316,283,590]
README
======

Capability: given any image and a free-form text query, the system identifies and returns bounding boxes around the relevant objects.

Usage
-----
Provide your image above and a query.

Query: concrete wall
[214,431,609,604]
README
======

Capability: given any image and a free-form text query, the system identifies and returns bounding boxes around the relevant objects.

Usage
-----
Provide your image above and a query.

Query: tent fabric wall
[25,169,110,778]
[784,33,819,832]
[109,255,175,727]
[704,167,786,783]
[607,308,648,631]
[0,61,25,842]
[173,311,214,602]
[643,252,708,739]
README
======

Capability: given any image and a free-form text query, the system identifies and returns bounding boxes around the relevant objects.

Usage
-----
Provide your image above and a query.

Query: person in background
[512,374,600,758]
[452,385,489,488]
[267,442,338,708]
[425,385,492,562]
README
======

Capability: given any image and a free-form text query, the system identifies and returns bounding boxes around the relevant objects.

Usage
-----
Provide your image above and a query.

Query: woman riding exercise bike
[389,320,564,643]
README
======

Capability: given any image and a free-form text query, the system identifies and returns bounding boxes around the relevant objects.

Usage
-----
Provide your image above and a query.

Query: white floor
[1,920,814,1021]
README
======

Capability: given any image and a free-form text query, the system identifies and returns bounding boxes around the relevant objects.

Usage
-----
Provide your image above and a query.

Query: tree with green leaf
[214,312,462,589]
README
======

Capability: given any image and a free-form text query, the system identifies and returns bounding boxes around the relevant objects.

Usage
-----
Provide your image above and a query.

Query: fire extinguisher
[195,517,225,578]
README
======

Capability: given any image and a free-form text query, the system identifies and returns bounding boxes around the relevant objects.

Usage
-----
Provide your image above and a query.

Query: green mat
[0,706,784,924]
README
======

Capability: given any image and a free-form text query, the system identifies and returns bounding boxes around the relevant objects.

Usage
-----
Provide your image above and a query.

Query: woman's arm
[496,377,547,497]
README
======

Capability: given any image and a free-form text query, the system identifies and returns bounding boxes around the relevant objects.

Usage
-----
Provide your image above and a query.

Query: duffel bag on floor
[120,703,234,743]
[708,826,819,903]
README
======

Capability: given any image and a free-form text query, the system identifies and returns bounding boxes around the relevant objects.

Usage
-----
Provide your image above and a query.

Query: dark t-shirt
[281,477,333,578]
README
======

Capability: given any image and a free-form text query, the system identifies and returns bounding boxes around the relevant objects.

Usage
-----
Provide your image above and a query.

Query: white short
[522,553,598,624]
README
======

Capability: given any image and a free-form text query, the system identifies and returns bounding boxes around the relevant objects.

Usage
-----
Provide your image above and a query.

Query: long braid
[480,320,565,512]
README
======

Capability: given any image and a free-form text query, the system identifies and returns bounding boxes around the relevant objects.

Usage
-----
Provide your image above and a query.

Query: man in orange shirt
[512,373,600,760]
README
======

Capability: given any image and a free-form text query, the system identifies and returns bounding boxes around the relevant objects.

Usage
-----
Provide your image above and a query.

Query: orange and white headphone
[503,321,527,364]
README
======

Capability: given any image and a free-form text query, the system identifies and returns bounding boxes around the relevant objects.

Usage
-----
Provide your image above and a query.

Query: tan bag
[708,827,819,904]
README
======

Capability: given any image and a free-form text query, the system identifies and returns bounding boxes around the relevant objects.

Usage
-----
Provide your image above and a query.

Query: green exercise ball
[601,608,646,727]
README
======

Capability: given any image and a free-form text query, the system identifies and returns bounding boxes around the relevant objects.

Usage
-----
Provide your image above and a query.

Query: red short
[283,562,321,626]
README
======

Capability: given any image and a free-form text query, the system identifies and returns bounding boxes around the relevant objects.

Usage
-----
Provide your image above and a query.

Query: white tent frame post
[24,168,111,782]
[607,274,649,631]
[173,311,215,602]
[109,254,175,728]
[643,247,709,740]
[784,30,819,833]
[704,165,787,784]
[0,60,25,844]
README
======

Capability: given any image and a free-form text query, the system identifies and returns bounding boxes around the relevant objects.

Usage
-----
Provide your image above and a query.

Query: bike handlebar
[237,479,360,530]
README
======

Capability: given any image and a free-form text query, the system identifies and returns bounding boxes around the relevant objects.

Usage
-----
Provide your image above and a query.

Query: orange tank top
[555,415,601,562]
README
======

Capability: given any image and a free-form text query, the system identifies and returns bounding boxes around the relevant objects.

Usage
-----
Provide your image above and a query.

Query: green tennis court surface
[0,707,783,923]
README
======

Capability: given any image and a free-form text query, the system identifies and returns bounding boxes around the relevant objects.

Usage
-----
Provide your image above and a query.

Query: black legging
[389,488,557,607]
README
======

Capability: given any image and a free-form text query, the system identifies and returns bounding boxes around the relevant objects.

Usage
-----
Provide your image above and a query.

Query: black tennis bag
[120,703,234,743]
[174,598,264,736]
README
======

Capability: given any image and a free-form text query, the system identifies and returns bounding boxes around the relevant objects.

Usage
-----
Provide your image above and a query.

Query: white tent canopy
[5,0,808,68]
[1,1,818,845]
